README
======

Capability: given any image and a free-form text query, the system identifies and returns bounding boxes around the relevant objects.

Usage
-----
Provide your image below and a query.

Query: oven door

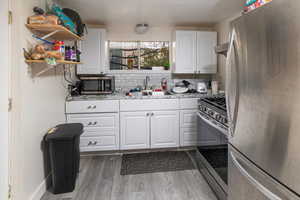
[194,112,229,200]
[197,112,228,143]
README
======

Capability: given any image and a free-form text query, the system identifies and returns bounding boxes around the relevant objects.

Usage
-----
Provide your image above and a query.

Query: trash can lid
[45,123,83,141]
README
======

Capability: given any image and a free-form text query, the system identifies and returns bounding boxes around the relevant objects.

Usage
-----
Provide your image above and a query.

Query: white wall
[214,13,241,90]
[0,0,10,199]
[10,0,67,200]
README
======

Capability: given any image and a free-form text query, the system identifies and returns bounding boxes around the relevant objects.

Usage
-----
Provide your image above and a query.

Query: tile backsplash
[107,72,213,91]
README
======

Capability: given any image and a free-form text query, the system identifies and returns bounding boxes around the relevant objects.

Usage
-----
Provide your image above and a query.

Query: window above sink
[108,41,170,72]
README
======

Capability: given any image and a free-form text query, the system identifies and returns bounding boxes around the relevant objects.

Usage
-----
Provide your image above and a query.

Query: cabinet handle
[151,113,154,116]
[93,121,98,125]
[87,106,92,109]
[146,113,150,116]
[88,122,92,125]
[88,141,92,146]
[93,141,98,145]
[92,105,97,109]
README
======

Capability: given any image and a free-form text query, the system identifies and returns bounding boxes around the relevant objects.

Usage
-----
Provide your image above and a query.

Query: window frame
[107,40,172,73]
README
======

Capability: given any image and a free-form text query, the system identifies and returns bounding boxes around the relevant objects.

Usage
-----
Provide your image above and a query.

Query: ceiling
[59,0,244,27]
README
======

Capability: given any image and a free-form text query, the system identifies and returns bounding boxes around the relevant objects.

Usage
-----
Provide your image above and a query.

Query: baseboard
[29,175,50,200]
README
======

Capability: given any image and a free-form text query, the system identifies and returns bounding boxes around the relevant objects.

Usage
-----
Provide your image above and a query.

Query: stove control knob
[221,117,228,124]
[199,105,203,111]
[208,111,214,116]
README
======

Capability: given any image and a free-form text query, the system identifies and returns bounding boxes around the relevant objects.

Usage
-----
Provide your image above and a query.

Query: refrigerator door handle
[230,152,282,200]
[226,29,240,138]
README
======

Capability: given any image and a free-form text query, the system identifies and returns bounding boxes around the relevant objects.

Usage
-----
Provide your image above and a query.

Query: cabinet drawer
[179,98,199,109]
[66,100,119,114]
[180,110,198,128]
[67,113,118,128]
[81,128,116,137]
[80,136,118,151]
[120,99,179,111]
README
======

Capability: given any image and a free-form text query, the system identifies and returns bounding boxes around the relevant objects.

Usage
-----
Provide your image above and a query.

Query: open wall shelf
[26,24,82,41]
[25,60,82,65]
[25,60,82,77]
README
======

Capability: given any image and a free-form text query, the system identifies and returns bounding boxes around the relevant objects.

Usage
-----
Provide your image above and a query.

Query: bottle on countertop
[161,78,168,91]
[211,81,219,95]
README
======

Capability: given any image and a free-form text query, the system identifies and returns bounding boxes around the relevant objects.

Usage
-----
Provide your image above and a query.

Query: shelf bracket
[41,30,61,40]
[35,65,55,77]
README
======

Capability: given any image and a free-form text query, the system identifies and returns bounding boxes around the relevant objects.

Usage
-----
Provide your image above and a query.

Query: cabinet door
[180,110,199,147]
[150,111,179,148]
[196,31,217,74]
[175,31,197,74]
[120,112,150,150]
[77,28,107,74]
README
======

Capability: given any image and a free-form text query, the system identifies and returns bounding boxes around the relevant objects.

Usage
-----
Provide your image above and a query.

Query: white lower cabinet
[120,110,180,150]
[67,113,120,152]
[120,112,150,150]
[180,110,199,146]
[66,98,207,152]
[150,111,179,148]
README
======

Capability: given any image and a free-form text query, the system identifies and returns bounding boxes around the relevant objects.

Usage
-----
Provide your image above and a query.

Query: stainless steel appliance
[198,95,228,136]
[194,95,228,200]
[78,75,115,95]
[227,1,300,199]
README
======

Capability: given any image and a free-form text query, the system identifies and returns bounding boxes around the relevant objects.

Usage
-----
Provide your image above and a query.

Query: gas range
[198,95,228,135]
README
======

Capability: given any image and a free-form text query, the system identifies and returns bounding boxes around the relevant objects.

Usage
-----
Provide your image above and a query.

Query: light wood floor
[41,155,217,200]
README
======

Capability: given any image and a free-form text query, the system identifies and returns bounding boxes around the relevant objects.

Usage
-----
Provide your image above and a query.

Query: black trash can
[45,123,83,194]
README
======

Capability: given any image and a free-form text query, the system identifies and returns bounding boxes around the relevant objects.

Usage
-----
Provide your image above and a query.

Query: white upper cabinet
[77,28,107,75]
[197,31,217,74]
[175,31,197,73]
[174,30,217,74]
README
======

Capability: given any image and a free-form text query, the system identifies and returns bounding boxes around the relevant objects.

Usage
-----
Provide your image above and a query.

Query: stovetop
[201,95,227,112]
[198,95,228,128]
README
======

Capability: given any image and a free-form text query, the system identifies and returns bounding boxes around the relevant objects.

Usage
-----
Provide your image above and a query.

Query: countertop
[66,92,212,101]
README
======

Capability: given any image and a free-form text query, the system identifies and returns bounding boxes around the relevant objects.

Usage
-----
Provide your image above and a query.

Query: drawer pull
[93,141,98,145]
[93,121,98,125]
[88,141,92,146]
[87,106,92,109]
[92,105,97,109]
[88,122,93,125]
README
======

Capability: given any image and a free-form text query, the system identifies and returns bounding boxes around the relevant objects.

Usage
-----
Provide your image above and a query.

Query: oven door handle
[197,112,228,137]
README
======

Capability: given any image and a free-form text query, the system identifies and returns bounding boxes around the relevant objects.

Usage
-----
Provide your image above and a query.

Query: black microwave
[78,75,115,95]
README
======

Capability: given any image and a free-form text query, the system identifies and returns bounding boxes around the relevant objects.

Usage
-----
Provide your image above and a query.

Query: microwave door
[82,80,100,94]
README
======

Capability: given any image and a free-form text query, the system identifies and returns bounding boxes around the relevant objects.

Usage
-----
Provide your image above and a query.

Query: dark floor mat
[120,151,196,175]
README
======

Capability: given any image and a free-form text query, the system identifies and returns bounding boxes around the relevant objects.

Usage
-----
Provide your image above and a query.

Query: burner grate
[202,96,227,111]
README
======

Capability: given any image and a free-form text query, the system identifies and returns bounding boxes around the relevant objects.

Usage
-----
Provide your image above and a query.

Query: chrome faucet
[144,76,150,90]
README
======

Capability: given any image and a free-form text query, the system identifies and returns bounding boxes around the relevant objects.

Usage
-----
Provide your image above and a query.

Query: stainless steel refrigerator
[226,0,300,199]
